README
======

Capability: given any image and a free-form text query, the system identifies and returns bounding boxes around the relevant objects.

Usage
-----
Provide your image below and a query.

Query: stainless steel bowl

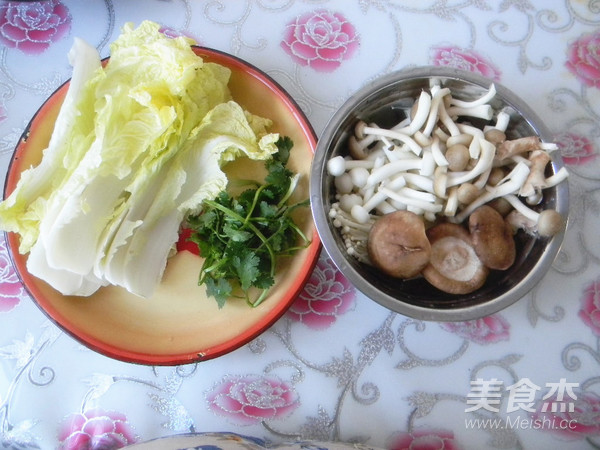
[310,66,569,321]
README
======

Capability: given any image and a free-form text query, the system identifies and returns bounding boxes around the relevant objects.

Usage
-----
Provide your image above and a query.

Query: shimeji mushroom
[327,155,376,177]
[495,136,542,161]
[324,79,569,287]
[519,149,569,205]
[503,194,565,237]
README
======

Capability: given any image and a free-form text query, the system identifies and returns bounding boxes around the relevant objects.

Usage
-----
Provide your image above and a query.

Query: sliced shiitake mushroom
[468,205,516,270]
[423,223,489,295]
[367,210,431,279]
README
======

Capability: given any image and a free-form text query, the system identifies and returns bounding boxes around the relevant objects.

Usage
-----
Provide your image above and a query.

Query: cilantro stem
[203,198,277,279]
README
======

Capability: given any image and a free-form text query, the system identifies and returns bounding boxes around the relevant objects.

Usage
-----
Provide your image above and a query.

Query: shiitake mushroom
[468,205,516,270]
[422,223,489,295]
[367,211,431,279]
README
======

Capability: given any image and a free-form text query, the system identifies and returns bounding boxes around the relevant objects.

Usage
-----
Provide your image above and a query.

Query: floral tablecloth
[1,1,600,449]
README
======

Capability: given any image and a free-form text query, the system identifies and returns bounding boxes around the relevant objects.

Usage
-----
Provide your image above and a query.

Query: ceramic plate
[4,47,320,365]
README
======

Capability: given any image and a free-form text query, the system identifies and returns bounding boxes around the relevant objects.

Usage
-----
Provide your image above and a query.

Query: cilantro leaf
[186,136,310,308]
[205,277,232,309]
[232,250,260,290]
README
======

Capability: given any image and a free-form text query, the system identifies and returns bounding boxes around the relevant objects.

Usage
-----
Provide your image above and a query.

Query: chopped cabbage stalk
[0,21,278,298]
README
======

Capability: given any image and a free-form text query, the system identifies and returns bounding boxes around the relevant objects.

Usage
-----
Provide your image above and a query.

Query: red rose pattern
[287,252,355,330]
[579,277,600,337]
[0,235,24,312]
[430,45,501,81]
[58,408,138,450]
[281,9,359,73]
[387,428,462,450]
[566,31,600,89]
[0,0,71,55]
[206,374,299,425]
[555,132,597,165]
[440,314,510,345]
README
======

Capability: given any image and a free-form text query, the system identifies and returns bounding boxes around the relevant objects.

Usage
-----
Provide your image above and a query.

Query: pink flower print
[579,278,600,337]
[555,131,597,165]
[58,408,138,450]
[0,236,24,313]
[387,428,462,450]
[281,9,359,73]
[430,46,501,81]
[0,0,71,55]
[440,314,510,345]
[566,31,600,89]
[287,252,355,330]
[206,374,300,425]
[531,391,600,440]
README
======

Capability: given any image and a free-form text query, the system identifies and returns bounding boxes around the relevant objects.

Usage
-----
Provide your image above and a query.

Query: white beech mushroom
[503,194,565,237]
[324,79,569,290]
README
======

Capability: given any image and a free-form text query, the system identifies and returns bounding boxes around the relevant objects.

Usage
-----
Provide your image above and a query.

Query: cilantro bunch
[186,137,310,308]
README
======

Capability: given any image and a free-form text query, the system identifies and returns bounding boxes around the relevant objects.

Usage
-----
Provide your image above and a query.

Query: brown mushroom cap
[423,223,489,295]
[367,210,431,279]
[468,205,516,270]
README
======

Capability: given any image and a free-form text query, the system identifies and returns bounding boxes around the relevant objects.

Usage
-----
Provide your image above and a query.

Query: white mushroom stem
[327,155,376,176]
[348,135,375,160]
[503,194,539,222]
[430,135,449,166]
[350,176,407,223]
[331,205,374,232]
[450,84,497,108]
[366,158,423,187]
[447,104,494,121]
[505,209,537,234]
[433,166,448,199]
[396,186,438,203]
[450,161,531,223]
[361,126,423,155]
[437,98,461,136]
[444,186,459,216]
[541,142,559,152]
[503,199,564,237]
[493,110,511,132]
[457,123,486,159]
[447,138,496,187]
[419,148,436,177]
[403,173,435,193]
[447,133,473,148]
[543,167,569,188]
[422,87,451,136]
[360,155,385,202]
[398,90,432,135]
[379,186,444,213]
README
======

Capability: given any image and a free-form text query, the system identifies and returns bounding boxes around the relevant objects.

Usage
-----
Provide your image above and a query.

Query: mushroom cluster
[326,80,569,294]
